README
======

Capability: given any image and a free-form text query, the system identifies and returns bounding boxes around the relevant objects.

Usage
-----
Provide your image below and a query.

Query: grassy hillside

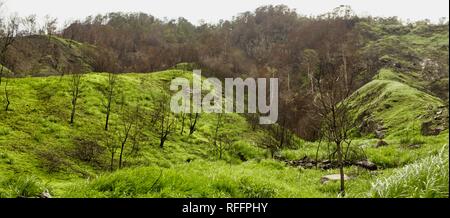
[349,68,446,138]
[0,69,448,198]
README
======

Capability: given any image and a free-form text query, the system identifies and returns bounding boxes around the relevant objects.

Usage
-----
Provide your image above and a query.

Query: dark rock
[421,121,443,136]
[237,152,247,161]
[355,160,378,171]
[376,140,388,148]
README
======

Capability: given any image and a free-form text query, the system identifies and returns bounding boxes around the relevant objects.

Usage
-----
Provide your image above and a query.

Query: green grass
[369,145,449,198]
[60,160,383,198]
[348,69,444,138]
[0,69,448,198]
[0,70,270,196]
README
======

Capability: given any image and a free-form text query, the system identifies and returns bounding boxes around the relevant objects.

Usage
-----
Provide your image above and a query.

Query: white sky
[2,0,449,25]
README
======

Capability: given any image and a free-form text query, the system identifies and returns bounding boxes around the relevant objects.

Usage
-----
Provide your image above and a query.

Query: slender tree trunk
[110,152,115,171]
[287,71,290,91]
[342,45,348,93]
[336,141,345,196]
[159,136,166,148]
[0,65,4,85]
[308,65,314,93]
[70,89,78,124]
[119,141,126,169]
[105,98,111,130]
[180,113,185,135]
[70,101,76,124]
[189,113,199,135]
[4,79,10,111]
[119,125,131,169]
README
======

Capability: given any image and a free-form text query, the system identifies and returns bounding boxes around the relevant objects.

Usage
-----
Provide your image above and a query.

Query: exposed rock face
[421,106,449,136]
[321,174,350,184]
[421,121,444,136]
[357,111,387,139]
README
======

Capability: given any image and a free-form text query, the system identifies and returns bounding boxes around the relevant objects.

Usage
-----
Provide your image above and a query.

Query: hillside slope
[5,35,95,76]
[0,69,448,198]
[348,68,448,139]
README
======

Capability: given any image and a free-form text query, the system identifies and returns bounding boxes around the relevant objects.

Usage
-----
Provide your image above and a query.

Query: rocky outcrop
[421,106,448,136]
[280,156,378,171]
[357,111,387,139]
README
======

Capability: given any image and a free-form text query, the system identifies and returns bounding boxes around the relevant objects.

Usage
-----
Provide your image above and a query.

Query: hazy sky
[2,0,449,25]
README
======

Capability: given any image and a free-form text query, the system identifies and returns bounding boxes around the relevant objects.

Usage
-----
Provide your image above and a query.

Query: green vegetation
[0,68,448,198]
[369,145,449,198]
[349,69,444,138]
[0,4,448,199]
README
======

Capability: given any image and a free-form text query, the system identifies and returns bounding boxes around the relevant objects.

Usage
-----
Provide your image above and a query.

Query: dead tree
[212,113,224,159]
[130,107,147,155]
[69,71,83,124]
[117,103,142,169]
[0,15,19,85]
[103,72,118,131]
[314,60,355,196]
[188,112,200,135]
[156,92,176,148]
[178,111,187,135]
[104,131,119,171]
[3,77,10,111]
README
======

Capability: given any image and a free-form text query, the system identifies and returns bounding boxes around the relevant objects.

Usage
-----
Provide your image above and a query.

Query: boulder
[376,140,388,148]
[374,130,385,139]
[421,121,443,136]
[408,144,421,149]
[40,189,52,198]
[355,160,378,171]
[321,174,350,184]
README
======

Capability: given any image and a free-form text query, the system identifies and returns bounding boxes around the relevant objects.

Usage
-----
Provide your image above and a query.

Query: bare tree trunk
[180,112,186,135]
[70,101,77,124]
[342,45,348,93]
[4,78,10,111]
[118,138,128,169]
[287,71,290,91]
[159,136,166,148]
[189,113,199,135]
[308,65,314,93]
[104,73,117,131]
[110,152,115,171]
[0,65,4,85]
[336,141,345,196]
[69,76,81,124]
[105,100,111,130]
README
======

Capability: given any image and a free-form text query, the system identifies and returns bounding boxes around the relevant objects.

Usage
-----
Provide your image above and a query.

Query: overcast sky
[2,0,449,25]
